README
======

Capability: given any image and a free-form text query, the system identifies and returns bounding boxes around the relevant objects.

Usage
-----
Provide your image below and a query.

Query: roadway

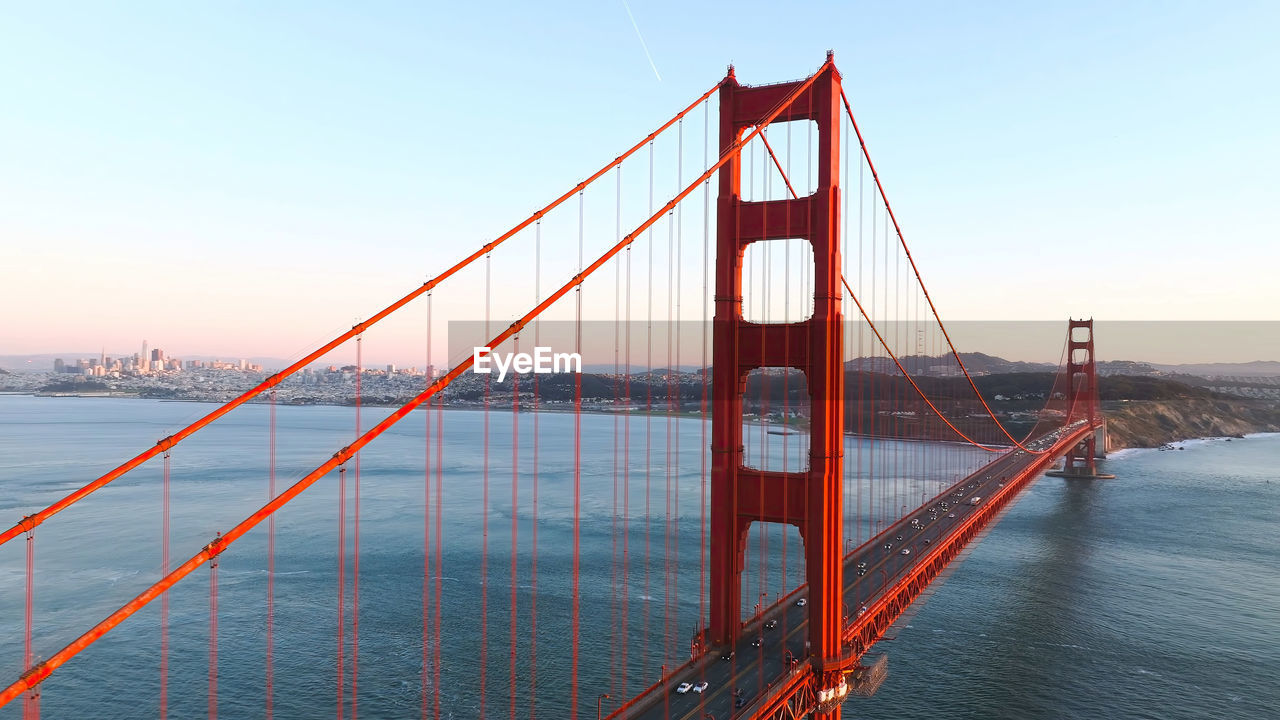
[623,425,1081,720]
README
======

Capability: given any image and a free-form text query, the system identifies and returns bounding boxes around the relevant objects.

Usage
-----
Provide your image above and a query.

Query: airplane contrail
[620,0,662,81]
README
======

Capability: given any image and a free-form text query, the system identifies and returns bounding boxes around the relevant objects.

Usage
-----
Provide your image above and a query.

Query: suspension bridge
[1,55,1110,719]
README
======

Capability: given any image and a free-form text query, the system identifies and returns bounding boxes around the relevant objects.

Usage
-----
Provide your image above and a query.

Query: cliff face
[1103,397,1280,450]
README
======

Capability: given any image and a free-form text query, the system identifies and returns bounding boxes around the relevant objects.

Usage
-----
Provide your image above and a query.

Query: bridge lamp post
[597,693,611,720]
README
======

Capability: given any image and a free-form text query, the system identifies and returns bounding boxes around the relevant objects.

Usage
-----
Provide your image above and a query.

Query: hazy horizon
[6,320,1279,373]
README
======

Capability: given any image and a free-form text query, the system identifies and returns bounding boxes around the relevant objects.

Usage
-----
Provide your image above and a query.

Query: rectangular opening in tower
[739,521,807,624]
[741,366,810,472]
[739,119,820,202]
[741,238,815,324]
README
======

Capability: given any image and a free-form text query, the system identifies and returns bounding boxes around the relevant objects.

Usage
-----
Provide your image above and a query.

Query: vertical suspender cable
[530,220,541,719]
[423,295,432,720]
[611,168,623,701]
[432,382,444,720]
[481,253,491,720]
[855,132,864,547]
[781,120,791,600]
[882,202,891,525]
[571,189,585,720]
[643,139,654,677]
[699,97,710,636]
[22,524,37,720]
[622,169,632,700]
[510,332,520,720]
[670,116,683,670]
[352,336,362,720]
[842,105,853,552]
[663,130,675,671]
[869,168,879,533]
[209,537,220,720]
[337,465,346,720]
[267,391,276,720]
[160,450,170,720]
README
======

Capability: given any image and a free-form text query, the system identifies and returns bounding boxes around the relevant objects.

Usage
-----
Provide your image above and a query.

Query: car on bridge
[765,619,778,629]
[796,597,808,607]
[693,682,709,694]
[675,682,692,694]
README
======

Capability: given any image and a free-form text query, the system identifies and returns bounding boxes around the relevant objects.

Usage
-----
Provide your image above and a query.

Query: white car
[693,681,709,694]
[900,548,911,556]
[796,597,808,607]
[675,682,693,694]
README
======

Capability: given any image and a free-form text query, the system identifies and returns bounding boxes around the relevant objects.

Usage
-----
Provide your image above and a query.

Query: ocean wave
[1105,447,1149,461]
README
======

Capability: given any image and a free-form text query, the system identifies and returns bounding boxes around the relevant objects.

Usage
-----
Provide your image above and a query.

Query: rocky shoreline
[1103,396,1280,450]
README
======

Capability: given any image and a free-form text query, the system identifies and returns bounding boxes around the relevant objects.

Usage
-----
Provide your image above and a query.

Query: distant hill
[842,352,1057,375]
[1151,361,1280,377]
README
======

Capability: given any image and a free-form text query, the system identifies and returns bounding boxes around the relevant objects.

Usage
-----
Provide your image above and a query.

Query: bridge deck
[617,424,1090,720]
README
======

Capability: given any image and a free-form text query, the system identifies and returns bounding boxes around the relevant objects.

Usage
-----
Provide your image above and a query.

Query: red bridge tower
[709,56,852,715]
[1052,318,1113,479]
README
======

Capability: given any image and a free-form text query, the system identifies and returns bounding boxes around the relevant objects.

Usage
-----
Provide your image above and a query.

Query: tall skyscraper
[141,340,148,374]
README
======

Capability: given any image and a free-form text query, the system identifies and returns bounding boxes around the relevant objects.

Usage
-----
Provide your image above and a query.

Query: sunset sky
[3,1,1276,368]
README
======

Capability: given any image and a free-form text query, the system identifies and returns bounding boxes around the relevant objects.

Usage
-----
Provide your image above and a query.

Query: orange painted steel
[709,58,846,698]
[0,64,828,709]
[1062,319,1103,474]
[0,79,724,551]
[840,88,1045,455]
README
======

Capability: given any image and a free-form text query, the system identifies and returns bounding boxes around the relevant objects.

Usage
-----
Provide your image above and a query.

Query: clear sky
[2,1,1277,366]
